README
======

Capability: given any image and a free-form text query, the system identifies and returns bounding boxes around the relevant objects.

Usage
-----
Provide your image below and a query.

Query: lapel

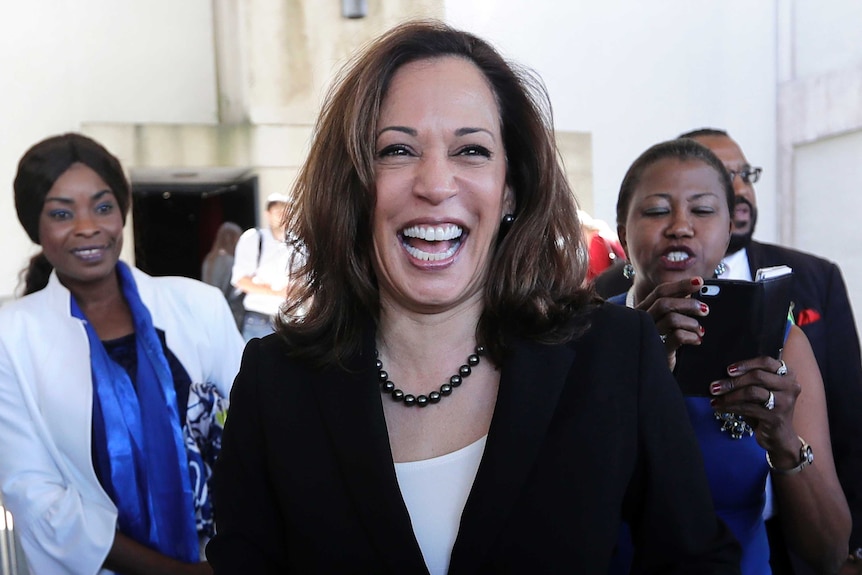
[311,324,429,574]
[449,336,576,574]
[745,241,764,277]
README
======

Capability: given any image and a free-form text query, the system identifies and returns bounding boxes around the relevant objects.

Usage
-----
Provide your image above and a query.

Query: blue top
[607,293,771,574]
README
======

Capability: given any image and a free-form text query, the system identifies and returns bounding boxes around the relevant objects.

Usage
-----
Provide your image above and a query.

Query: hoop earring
[714,261,727,277]
[623,263,635,280]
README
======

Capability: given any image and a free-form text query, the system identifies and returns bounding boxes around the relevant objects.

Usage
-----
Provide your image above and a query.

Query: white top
[0,268,244,575]
[395,435,487,575]
[718,247,752,281]
[231,227,295,316]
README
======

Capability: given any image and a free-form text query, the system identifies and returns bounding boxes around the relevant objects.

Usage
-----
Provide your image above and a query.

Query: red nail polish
[699,325,705,335]
[691,277,702,286]
[709,383,722,395]
[709,398,717,407]
[727,364,739,375]
[700,303,709,314]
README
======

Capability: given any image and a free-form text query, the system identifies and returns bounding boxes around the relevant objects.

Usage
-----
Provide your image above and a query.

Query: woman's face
[38,162,124,292]
[619,157,731,299]
[371,56,513,314]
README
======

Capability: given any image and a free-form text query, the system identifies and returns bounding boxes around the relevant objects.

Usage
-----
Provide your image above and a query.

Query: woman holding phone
[608,138,849,574]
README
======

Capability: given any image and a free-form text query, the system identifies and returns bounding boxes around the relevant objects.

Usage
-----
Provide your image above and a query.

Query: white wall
[0,0,218,297]
[445,1,778,238]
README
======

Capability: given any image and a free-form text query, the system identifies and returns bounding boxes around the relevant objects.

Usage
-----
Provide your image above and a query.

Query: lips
[660,246,695,270]
[400,224,464,262]
[71,245,110,262]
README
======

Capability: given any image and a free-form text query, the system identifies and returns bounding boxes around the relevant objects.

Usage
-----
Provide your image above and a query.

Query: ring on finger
[763,390,775,411]
[776,359,788,376]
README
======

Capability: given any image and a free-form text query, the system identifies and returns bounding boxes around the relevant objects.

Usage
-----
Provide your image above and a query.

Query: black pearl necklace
[375,345,485,408]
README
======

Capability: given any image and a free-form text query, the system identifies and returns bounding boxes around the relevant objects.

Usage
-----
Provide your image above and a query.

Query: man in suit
[597,128,862,573]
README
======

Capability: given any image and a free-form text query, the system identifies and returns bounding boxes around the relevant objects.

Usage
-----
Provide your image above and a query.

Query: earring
[623,262,635,280]
[714,261,727,277]
[502,213,515,226]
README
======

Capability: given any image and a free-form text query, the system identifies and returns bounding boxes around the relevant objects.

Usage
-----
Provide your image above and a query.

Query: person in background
[202,221,244,329]
[231,193,296,342]
[206,20,741,574]
[608,137,850,574]
[680,128,862,575]
[0,133,244,575]
[578,209,626,281]
[592,128,862,573]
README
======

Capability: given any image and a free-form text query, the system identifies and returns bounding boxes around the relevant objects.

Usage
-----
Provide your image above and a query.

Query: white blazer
[0,268,244,575]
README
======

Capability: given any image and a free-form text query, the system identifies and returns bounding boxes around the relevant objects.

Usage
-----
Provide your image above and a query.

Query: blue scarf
[71,262,198,562]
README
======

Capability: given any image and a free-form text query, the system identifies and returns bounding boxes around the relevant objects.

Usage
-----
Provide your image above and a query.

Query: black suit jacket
[207,304,740,574]
[746,241,862,550]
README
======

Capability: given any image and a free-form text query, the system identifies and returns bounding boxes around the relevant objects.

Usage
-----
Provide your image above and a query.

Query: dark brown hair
[278,19,594,366]
[14,133,131,294]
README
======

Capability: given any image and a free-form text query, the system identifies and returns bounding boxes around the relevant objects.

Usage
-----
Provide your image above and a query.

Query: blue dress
[606,294,771,574]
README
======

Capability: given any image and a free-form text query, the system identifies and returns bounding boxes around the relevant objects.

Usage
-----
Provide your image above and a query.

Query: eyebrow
[644,192,721,201]
[44,189,113,205]
[376,126,495,138]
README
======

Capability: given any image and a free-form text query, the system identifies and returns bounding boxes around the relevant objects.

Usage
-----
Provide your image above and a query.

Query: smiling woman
[206,20,742,575]
[0,133,244,575]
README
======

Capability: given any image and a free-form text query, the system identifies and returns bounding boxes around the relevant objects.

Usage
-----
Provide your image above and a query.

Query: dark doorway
[131,177,258,279]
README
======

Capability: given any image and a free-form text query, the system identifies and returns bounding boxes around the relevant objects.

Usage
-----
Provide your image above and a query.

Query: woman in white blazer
[0,133,244,575]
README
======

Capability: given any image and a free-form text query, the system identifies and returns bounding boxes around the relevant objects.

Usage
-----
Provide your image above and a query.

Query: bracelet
[766,436,814,475]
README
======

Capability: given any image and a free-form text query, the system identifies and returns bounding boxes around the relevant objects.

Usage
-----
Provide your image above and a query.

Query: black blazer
[207,303,740,574]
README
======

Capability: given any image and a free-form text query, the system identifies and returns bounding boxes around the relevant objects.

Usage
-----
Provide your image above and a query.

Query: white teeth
[402,224,463,241]
[75,249,101,257]
[666,251,690,262]
[404,243,460,261]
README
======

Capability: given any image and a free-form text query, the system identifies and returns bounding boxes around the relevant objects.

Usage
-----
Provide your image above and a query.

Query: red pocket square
[797,309,822,326]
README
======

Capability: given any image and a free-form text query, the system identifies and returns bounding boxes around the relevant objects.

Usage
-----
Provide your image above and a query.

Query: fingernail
[699,325,705,335]
[727,363,740,375]
[709,382,722,395]
[691,277,702,286]
[709,398,717,407]
[699,303,709,314]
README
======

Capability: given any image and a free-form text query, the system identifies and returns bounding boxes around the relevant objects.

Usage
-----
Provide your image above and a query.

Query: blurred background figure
[231,193,296,342]
[202,221,244,329]
[578,209,626,282]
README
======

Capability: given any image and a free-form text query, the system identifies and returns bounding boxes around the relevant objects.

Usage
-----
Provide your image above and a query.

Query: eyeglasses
[727,166,762,185]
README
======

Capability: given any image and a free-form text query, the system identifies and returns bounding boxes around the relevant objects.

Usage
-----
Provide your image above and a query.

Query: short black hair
[616,138,734,227]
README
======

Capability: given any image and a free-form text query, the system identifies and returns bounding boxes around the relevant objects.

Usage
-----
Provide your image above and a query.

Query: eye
[376,144,412,158]
[642,207,669,217]
[47,209,73,221]
[95,202,115,215]
[456,145,492,158]
[692,206,716,216]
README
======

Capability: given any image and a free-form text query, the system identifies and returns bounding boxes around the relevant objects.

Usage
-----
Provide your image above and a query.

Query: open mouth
[400,224,464,262]
[664,250,690,263]
[72,245,109,262]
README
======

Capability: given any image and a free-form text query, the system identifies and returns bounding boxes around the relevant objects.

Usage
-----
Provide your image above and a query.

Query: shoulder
[565,301,655,353]
[133,268,225,310]
[750,240,839,273]
[0,279,62,324]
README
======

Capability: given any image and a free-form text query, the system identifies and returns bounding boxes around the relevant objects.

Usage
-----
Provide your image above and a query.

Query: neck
[376,297,483,372]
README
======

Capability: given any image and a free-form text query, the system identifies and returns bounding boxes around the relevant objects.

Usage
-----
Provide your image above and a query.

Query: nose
[731,175,749,198]
[665,210,693,238]
[414,153,457,204]
[72,213,100,237]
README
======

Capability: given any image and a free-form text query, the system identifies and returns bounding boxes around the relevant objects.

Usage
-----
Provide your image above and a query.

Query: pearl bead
[375,346,483,408]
